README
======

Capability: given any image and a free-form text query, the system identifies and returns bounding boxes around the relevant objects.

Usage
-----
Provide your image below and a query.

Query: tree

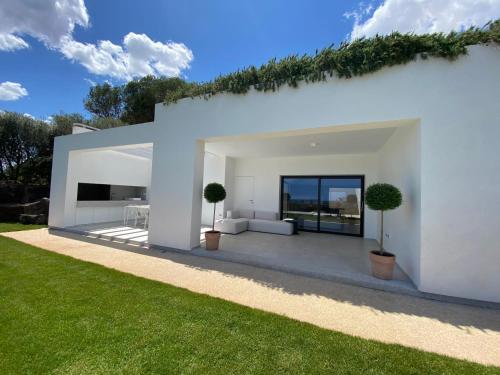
[82,76,192,125]
[121,76,190,124]
[0,111,130,185]
[365,183,402,255]
[50,113,86,138]
[90,116,126,129]
[203,183,226,231]
[84,83,123,118]
[49,113,124,139]
[0,112,50,181]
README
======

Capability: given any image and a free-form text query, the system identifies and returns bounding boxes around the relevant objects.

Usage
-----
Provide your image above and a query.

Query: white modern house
[49,45,500,304]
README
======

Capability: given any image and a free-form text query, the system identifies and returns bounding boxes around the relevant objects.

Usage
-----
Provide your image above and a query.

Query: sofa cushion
[254,210,278,221]
[248,219,293,235]
[238,209,255,219]
[227,210,239,219]
[215,218,248,234]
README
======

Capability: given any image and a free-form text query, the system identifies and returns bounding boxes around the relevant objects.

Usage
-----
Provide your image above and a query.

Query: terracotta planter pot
[205,230,221,250]
[369,251,395,280]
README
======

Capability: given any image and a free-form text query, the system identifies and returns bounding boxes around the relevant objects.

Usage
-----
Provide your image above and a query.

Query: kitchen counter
[76,200,148,208]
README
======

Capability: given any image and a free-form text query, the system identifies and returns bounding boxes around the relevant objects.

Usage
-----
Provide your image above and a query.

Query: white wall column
[48,139,69,228]
[148,137,205,250]
[190,140,205,248]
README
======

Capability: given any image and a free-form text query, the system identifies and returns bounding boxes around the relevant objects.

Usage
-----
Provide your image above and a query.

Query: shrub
[203,183,226,231]
[163,20,500,105]
[365,183,402,254]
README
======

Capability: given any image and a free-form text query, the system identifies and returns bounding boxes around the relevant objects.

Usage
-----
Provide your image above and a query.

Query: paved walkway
[3,229,500,366]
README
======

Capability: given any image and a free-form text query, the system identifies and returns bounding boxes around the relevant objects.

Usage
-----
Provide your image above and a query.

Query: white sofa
[214,218,248,234]
[215,209,293,235]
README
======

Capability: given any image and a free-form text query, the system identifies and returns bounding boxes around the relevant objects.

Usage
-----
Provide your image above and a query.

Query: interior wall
[64,149,152,226]
[224,157,235,214]
[230,153,379,239]
[378,124,421,286]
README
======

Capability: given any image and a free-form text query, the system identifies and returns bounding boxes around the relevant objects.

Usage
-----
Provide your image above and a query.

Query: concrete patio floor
[3,228,500,366]
[197,228,416,296]
[64,222,415,295]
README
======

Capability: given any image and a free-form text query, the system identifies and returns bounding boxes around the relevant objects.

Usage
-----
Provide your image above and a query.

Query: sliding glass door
[281,177,319,231]
[319,177,363,235]
[281,176,364,236]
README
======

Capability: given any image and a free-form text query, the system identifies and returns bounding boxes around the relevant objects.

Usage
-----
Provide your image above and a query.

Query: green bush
[203,183,226,230]
[365,183,402,211]
[164,20,499,105]
[365,183,402,254]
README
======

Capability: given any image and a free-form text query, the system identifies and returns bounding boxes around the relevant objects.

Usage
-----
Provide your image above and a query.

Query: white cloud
[0,0,193,80]
[0,0,89,49]
[344,2,375,25]
[0,34,29,51]
[44,115,54,124]
[60,33,193,80]
[0,81,28,101]
[23,113,35,120]
[347,0,500,40]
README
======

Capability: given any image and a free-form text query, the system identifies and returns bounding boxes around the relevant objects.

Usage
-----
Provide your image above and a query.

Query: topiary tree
[203,183,226,231]
[365,183,402,255]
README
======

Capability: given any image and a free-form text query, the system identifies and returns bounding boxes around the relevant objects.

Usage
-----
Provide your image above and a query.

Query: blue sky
[1,0,498,121]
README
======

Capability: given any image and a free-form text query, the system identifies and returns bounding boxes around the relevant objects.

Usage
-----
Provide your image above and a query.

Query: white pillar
[48,140,69,228]
[148,138,205,250]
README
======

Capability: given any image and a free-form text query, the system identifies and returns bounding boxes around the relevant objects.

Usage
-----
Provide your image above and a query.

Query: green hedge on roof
[164,20,500,105]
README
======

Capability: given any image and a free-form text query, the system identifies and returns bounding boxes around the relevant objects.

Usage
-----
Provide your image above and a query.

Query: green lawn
[0,222,46,233]
[0,235,498,374]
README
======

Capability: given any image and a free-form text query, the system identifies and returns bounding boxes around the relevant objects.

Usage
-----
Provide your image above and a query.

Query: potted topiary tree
[365,183,402,280]
[203,182,226,250]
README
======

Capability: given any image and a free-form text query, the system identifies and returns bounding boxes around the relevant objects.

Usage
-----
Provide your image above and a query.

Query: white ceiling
[205,127,397,158]
[102,126,397,160]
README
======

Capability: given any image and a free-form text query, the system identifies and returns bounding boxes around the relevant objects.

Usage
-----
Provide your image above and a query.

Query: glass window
[282,177,318,231]
[281,176,363,236]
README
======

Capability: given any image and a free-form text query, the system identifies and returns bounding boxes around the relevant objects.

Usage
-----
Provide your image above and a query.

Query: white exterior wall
[151,46,500,302]
[50,46,500,302]
[230,154,379,240]
[378,124,421,286]
[419,103,500,302]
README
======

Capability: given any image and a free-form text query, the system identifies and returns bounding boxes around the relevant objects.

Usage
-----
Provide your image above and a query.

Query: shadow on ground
[49,229,500,333]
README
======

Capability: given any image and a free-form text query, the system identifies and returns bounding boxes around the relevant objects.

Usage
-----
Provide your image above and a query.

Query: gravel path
[4,228,500,366]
